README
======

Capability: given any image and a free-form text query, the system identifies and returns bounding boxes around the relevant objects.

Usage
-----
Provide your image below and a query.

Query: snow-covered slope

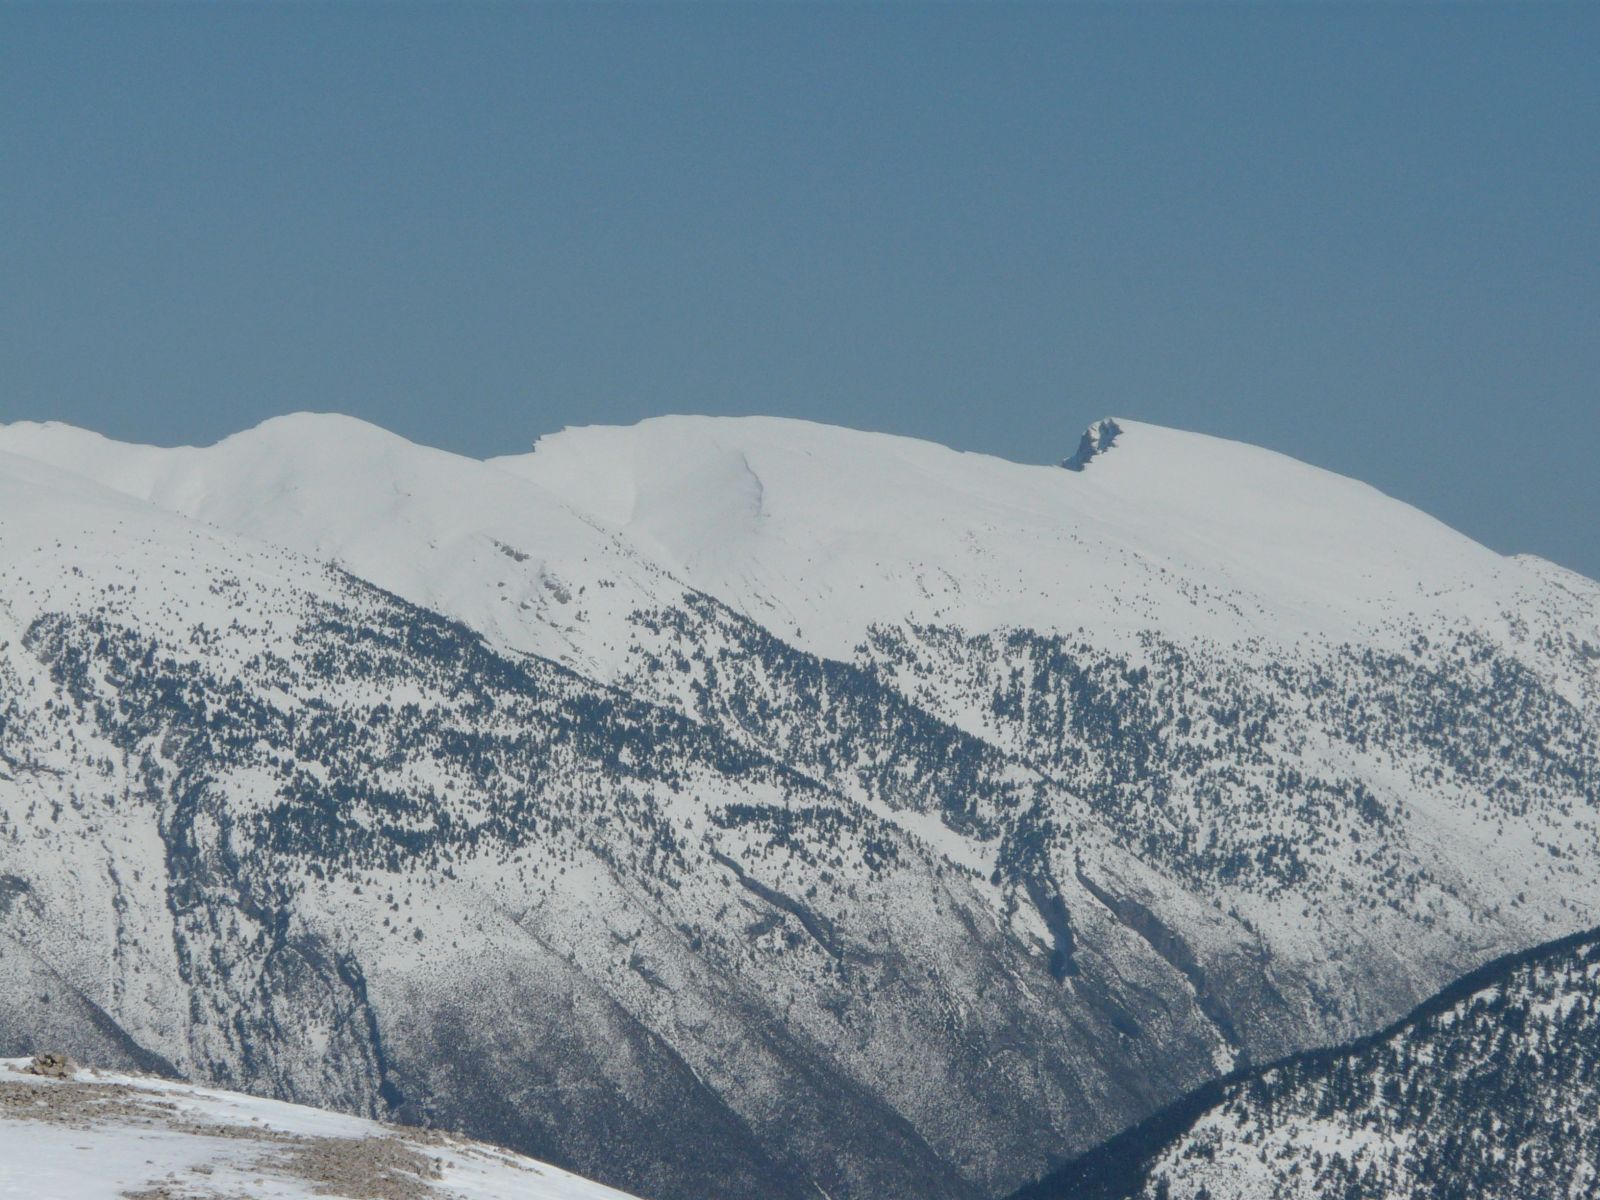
[14,411,1589,671]
[0,415,683,680]
[0,1054,637,1200]
[0,444,1209,1200]
[0,412,1596,1200]
[1015,924,1600,1200]
[494,414,1572,656]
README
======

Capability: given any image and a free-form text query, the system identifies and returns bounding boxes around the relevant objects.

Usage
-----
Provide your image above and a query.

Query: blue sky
[3,3,1596,577]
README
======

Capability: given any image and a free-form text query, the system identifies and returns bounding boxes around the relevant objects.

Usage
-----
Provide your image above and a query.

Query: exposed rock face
[1062,417,1123,471]
[0,414,1596,1200]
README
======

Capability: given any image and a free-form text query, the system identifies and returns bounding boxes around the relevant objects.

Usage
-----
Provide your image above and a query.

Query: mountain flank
[0,414,1595,1200]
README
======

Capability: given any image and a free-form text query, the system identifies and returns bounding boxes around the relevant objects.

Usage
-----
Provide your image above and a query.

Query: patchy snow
[0,1056,637,1200]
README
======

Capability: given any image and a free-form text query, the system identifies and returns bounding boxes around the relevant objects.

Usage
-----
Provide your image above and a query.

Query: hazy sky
[4,3,1596,577]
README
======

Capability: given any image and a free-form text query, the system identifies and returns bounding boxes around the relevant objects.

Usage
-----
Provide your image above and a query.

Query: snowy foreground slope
[0,414,1596,1200]
[0,1055,636,1200]
[1014,924,1600,1200]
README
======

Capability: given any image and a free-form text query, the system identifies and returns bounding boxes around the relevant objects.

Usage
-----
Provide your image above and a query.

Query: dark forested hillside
[1014,925,1600,1200]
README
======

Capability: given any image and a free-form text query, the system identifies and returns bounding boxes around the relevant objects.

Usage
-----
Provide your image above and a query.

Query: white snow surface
[0,415,682,680]
[495,414,1563,656]
[0,1057,637,1200]
[5,411,1591,670]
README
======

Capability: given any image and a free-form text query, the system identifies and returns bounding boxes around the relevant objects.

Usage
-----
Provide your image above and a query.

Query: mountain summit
[1061,417,1123,470]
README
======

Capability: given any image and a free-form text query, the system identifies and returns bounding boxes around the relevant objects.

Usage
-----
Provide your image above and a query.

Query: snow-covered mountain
[495,413,1541,656]
[0,1053,638,1200]
[1014,923,1600,1200]
[0,412,1595,1200]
